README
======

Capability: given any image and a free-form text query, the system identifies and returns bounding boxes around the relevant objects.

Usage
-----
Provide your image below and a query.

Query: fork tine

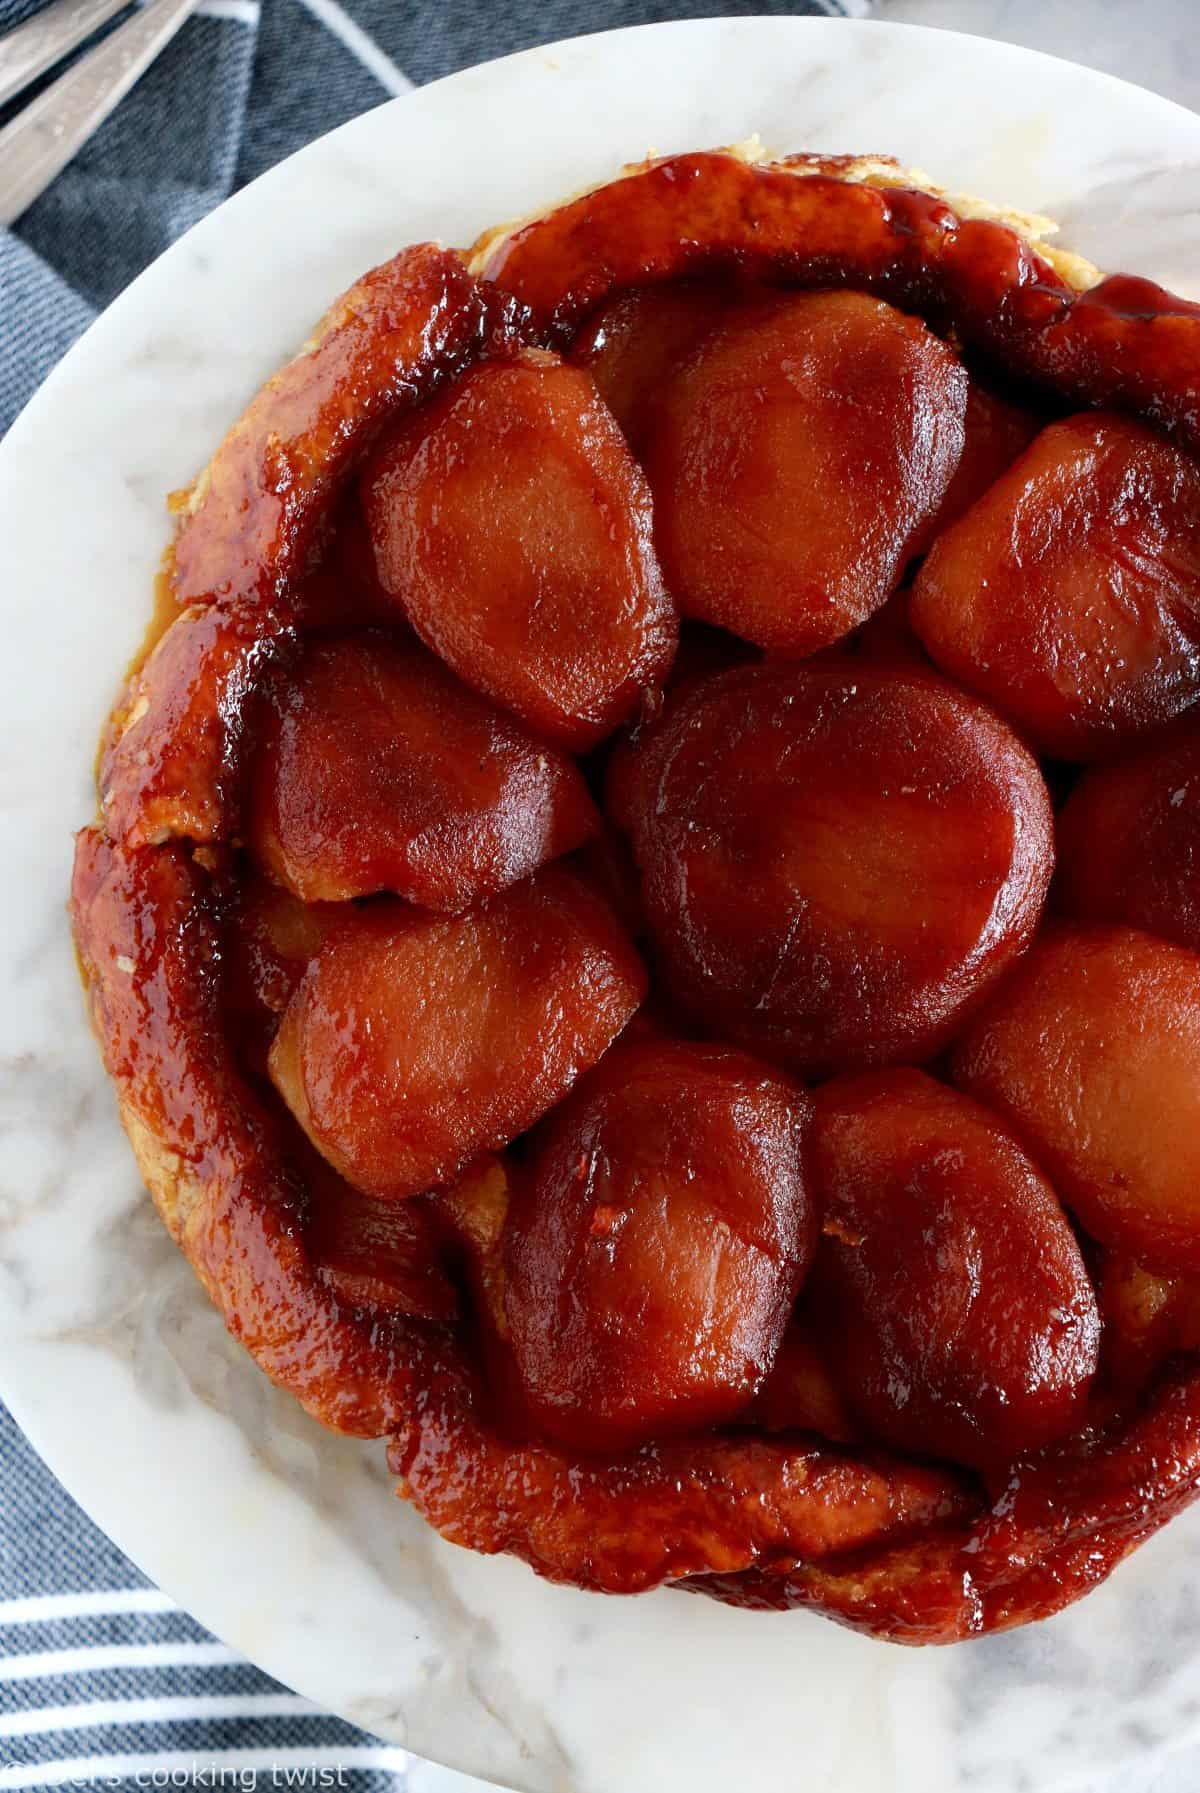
[0,0,200,229]
[0,0,134,111]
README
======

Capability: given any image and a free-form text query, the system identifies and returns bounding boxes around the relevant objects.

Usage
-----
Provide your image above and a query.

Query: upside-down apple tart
[71,145,1200,1644]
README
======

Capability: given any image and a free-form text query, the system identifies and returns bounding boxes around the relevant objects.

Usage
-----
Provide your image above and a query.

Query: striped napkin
[0,1400,408,1789]
[0,0,871,1785]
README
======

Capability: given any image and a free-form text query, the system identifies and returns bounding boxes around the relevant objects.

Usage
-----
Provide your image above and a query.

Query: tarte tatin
[72,145,1200,1643]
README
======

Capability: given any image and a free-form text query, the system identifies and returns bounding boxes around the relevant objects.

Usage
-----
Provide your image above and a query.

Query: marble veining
[3,17,1200,1792]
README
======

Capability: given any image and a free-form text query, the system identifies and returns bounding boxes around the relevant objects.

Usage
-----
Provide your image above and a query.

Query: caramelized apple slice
[643,290,966,653]
[220,876,345,1073]
[249,631,597,907]
[362,351,677,749]
[566,281,731,452]
[748,1316,859,1443]
[810,1069,1098,1470]
[843,585,928,668]
[621,661,1053,1076]
[911,380,1044,553]
[954,925,1200,1272]
[503,1040,814,1452]
[911,413,1200,759]
[269,866,646,1201]
[1056,715,1200,953]
[308,1178,458,1320]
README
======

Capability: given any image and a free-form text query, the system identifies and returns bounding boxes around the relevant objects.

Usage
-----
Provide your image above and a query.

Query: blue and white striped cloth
[0,1400,409,1788]
[0,0,869,1784]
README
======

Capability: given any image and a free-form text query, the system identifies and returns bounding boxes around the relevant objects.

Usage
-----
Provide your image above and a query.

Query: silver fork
[0,0,200,228]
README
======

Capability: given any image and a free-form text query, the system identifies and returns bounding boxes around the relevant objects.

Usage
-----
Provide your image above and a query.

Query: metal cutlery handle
[0,0,200,228]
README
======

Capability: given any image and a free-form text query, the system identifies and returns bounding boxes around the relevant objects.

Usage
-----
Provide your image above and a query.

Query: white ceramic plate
[4,18,1200,1793]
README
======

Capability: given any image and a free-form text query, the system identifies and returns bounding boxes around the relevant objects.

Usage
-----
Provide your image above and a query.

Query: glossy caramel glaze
[954,925,1200,1273]
[362,352,677,749]
[248,630,597,907]
[1056,713,1200,952]
[618,661,1054,1075]
[481,152,1200,452]
[810,1069,1099,1470]
[692,1363,1200,1643]
[388,1366,976,1594]
[503,1040,814,1452]
[101,599,296,848]
[643,289,966,653]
